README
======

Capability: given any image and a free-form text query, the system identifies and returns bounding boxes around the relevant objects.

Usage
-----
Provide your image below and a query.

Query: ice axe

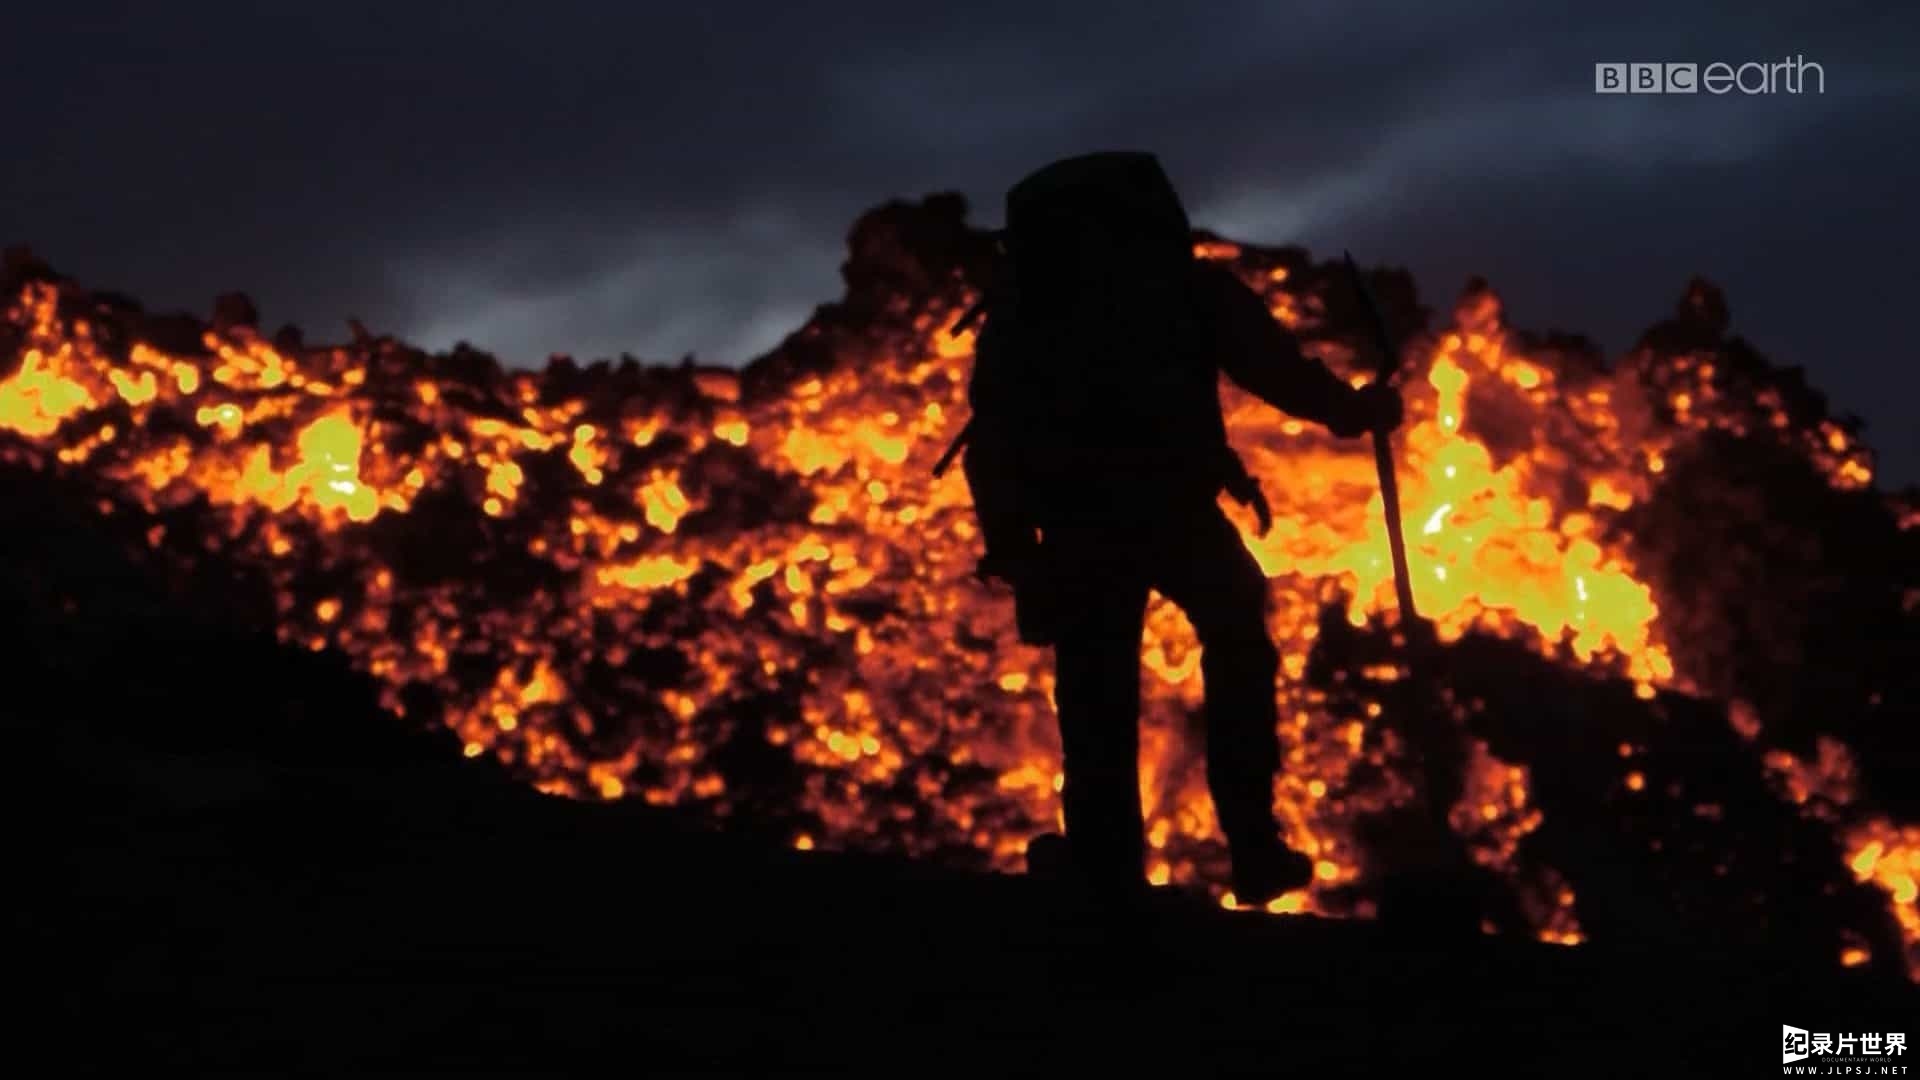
[1341,251,1425,643]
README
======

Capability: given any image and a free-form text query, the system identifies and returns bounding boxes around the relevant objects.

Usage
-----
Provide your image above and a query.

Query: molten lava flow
[1849,822,1920,949]
[1764,735,1920,975]
[0,226,1902,975]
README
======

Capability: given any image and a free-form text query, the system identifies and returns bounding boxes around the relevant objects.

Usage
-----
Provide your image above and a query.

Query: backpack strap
[930,264,1009,478]
[931,418,972,479]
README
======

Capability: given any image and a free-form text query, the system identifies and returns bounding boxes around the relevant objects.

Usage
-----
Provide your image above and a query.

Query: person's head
[1003,152,1193,315]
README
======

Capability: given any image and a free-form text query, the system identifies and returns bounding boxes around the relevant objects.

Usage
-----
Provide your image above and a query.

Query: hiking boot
[1026,832,1151,908]
[1229,842,1314,907]
[1025,832,1075,880]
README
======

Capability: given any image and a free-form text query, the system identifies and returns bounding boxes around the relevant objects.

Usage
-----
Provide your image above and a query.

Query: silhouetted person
[959,152,1402,905]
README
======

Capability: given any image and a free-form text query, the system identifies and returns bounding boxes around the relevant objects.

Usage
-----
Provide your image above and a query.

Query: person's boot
[1228,840,1314,907]
[1025,832,1075,880]
[1027,831,1151,910]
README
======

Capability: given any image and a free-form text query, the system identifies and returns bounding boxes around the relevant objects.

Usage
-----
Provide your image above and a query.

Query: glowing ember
[0,213,1905,975]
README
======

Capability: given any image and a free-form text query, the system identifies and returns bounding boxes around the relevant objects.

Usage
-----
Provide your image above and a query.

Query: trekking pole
[1344,254,1466,855]
[1341,251,1424,643]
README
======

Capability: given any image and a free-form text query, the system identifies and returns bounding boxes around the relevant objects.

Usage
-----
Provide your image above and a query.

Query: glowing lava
[0,228,1897,972]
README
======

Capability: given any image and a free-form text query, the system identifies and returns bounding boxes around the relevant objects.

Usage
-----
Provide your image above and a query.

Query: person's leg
[1149,508,1306,896]
[1046,543,1152,892]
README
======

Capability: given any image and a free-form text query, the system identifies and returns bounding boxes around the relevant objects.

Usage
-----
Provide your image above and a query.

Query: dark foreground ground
[12,464,1913,1076]
[38,729,1916,1077]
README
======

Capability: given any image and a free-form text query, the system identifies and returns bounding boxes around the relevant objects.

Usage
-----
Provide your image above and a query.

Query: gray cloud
[4,0,1916,477]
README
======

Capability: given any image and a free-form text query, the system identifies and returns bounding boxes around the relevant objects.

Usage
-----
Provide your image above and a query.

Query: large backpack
[957,152,1224,559]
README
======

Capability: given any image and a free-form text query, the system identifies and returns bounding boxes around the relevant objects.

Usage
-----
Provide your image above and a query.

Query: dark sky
[7,2,1917,482]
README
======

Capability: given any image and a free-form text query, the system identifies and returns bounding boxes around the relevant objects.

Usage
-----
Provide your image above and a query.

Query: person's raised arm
[1200,263,1397,438]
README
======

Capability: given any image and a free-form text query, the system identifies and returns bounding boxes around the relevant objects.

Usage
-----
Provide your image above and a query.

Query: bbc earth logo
[1595,57,1825,94]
